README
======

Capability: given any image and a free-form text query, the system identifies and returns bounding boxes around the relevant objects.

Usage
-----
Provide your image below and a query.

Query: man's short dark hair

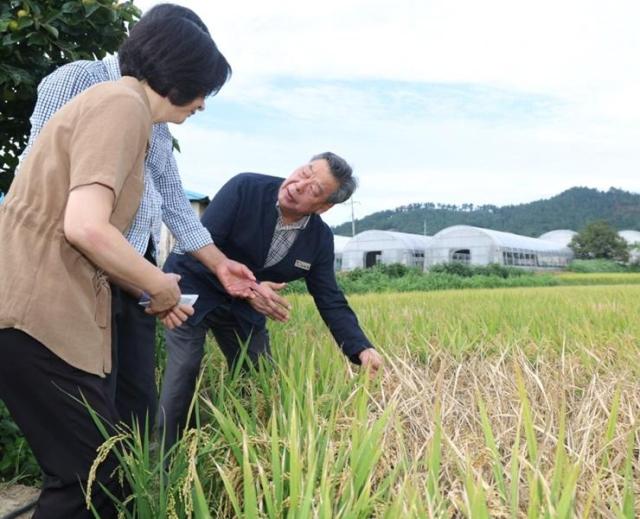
[118,4,231,106]
[311,152,357,204]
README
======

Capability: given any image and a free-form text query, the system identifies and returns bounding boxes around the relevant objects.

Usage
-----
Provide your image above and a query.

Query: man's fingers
[268,305,289,322]
[257,283,291,310]
[275,290,291,306]
[251,295,290,322]
[268,294,291,311]
[226,280,260,299]
[265,295,290,320]
[262,281,287,292]
[240,264,256,282]
[252,283,274,300]
[260,300,288,322]
[359,349,383,376]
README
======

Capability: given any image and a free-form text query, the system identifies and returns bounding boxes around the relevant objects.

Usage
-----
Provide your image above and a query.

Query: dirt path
[0,485,39,519]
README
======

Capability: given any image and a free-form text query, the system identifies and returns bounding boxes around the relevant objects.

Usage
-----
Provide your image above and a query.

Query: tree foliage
[569,220,630,262]
[0,0,140,194]
[333,187,640,238]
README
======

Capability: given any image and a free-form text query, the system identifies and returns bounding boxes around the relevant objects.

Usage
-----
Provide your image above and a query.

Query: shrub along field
[284,264,640,295]
[2,282,639,517]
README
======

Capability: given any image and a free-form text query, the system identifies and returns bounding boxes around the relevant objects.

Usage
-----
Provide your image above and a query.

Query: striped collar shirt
[20,55,213,257]
[264,205,310,268]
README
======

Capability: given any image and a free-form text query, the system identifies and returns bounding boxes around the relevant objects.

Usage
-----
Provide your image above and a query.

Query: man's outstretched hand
[358,348,383,375]
[192,244,259,299]
[214,258,260,298]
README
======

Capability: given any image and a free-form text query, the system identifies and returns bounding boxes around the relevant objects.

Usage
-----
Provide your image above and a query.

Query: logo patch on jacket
[294,259,311,270]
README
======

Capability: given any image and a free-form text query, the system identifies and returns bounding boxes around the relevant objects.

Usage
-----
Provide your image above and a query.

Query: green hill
[332,187,640,237]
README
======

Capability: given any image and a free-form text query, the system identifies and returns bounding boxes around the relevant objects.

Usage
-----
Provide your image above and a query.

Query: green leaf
[61,2,81,13]
[192,469,212,519]
[26,32,47,46]
[2,33,20,45]
[16,18,34,30]
[83,1,101,18]
[42,23,59,38]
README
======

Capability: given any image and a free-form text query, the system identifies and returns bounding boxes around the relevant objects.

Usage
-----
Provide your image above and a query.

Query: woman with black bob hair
[118,3,232,106]
[0,6,229,519]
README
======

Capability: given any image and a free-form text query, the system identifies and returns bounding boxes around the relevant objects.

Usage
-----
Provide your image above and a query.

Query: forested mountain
[332,187,640,237]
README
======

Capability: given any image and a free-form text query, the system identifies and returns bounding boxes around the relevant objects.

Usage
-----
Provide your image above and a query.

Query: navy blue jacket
[163,173,373,362]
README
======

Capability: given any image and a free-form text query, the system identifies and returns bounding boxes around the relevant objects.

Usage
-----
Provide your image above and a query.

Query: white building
[341,230,432,271]
[333,235,351,271]
[619,230,640,263]
[425,225,573,269]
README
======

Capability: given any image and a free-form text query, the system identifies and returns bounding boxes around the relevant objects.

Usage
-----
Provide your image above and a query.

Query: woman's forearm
[64,184,180,311]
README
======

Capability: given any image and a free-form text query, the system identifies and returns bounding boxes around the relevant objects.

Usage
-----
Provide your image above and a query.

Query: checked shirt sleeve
[154,138,214,253]
[21,63,97,162]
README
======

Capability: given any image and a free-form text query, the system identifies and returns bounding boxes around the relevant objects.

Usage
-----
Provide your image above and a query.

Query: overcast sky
[136,0,640,227]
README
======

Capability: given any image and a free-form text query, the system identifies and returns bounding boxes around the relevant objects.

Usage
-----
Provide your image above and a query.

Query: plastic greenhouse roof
[344,230,432,251]
[433,225,571,252]
[619,230,640,243]
[538,229,577,245]
[333,235,351,253]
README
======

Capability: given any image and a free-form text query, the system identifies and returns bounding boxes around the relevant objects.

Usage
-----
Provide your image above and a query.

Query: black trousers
[107,242,157,430]
[0,328,125,519]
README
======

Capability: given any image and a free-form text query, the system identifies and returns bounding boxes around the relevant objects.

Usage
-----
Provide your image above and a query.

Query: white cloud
[137,0,640,91]
[137,0,640,228]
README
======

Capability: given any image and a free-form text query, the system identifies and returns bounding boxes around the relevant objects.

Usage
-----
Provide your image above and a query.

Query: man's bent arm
[155,145,214,253]
[305,230,375,364]
[155,147,257,297]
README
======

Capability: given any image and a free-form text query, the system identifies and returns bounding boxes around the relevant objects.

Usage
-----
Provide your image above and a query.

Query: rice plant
[90,285,640,517]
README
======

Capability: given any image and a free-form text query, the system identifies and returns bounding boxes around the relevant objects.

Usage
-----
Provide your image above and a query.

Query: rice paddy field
[100,283,640,518]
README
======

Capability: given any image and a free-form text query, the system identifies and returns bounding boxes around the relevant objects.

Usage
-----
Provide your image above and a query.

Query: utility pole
[423,217,427,236]
[351,197,356,237]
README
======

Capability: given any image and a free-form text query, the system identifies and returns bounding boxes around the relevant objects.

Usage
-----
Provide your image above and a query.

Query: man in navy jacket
[158,152,383,447]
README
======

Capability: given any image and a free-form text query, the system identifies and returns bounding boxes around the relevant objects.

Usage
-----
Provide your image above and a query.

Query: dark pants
[107,242,157,430]
[0,329,125,519]
[157,305,270,449]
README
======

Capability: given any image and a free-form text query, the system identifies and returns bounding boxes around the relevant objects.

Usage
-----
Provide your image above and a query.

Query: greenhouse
[425,225,573,269]
[538,229,577,247]
[619,230,640,262]
[333,235,351,271]
[340,230,432,271]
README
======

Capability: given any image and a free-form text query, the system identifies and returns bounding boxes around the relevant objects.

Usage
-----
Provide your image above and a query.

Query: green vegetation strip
[285,264,640,295]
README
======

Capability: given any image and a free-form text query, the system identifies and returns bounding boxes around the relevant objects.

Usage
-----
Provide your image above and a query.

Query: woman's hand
[147,273,181,313]
[153,303,195,329]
